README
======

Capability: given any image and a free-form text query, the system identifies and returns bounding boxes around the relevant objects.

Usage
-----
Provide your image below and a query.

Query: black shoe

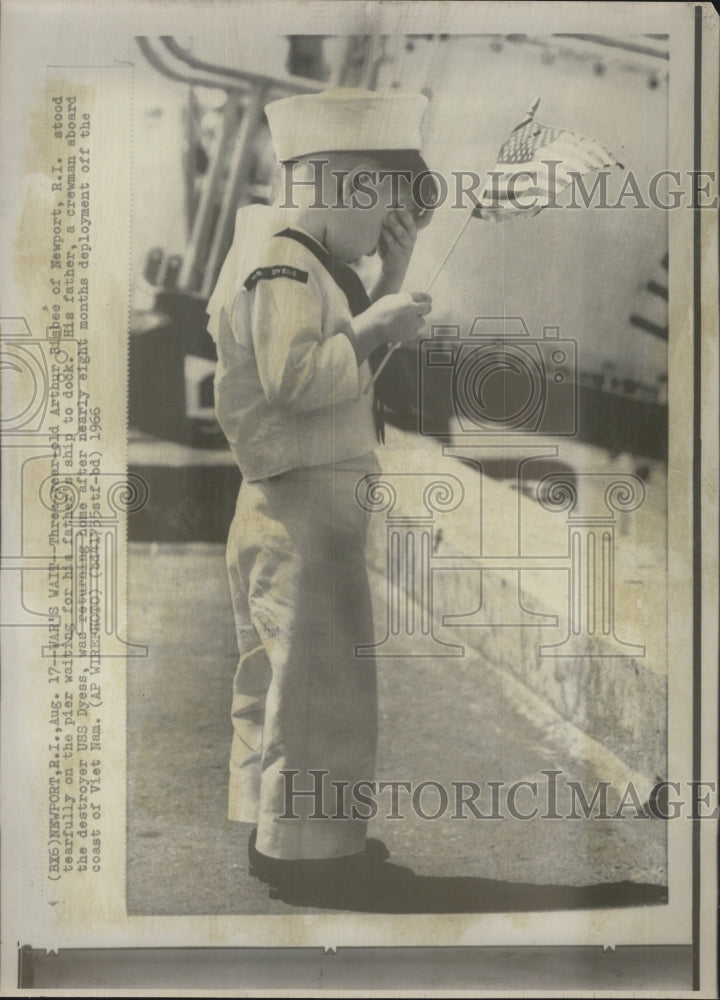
[247,828,392,887]
[269,852,415,909]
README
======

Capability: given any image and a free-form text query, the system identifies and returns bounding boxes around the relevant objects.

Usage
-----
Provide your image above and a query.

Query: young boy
[207,88,434,899]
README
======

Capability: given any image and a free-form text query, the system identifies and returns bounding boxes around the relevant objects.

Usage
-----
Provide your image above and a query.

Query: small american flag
[475,98,623,219]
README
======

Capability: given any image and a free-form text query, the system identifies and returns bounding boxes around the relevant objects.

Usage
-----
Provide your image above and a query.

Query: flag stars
[500,123,562,164]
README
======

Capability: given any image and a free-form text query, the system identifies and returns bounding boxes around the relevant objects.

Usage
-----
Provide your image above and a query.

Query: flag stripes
[474,100,621,219]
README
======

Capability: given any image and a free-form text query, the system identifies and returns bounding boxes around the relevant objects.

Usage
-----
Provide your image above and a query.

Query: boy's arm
[243,275,429,407]
[247,272,363,413]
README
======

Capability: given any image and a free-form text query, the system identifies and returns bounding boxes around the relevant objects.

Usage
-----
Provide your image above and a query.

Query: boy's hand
[348,291,432,364]
[374,208,418,294]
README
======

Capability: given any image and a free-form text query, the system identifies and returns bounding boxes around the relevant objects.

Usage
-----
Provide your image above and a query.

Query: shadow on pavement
[271,869,668,913]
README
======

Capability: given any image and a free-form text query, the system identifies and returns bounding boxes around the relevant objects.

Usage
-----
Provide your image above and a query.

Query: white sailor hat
[265,87,437,226]
[265,87,429,164]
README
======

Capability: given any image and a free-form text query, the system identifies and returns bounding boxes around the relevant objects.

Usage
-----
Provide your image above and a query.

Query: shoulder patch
[244,264,309,291]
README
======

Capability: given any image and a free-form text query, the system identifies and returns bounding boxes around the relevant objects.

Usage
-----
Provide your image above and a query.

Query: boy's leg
[228,643,271,823]
[241,465,379,862]
[226,494,271,824]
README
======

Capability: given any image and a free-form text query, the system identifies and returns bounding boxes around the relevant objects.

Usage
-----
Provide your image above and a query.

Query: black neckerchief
[273,227,387,443]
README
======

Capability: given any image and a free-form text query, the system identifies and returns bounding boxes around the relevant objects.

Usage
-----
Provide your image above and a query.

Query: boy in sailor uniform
[206,88,434,897]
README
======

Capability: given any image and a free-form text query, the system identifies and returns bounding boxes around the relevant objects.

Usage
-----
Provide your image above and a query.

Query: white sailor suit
[208,205,381,861]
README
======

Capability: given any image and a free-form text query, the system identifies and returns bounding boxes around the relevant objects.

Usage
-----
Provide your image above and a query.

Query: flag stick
[424,207,477,292]
[363,205,477,394]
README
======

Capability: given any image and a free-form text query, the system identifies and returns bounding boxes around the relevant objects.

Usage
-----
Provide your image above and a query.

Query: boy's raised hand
[376,207,418,291]
[349,291,432,364]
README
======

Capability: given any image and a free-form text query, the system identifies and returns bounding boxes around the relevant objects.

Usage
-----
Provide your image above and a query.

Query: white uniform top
[209,206,376,482]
